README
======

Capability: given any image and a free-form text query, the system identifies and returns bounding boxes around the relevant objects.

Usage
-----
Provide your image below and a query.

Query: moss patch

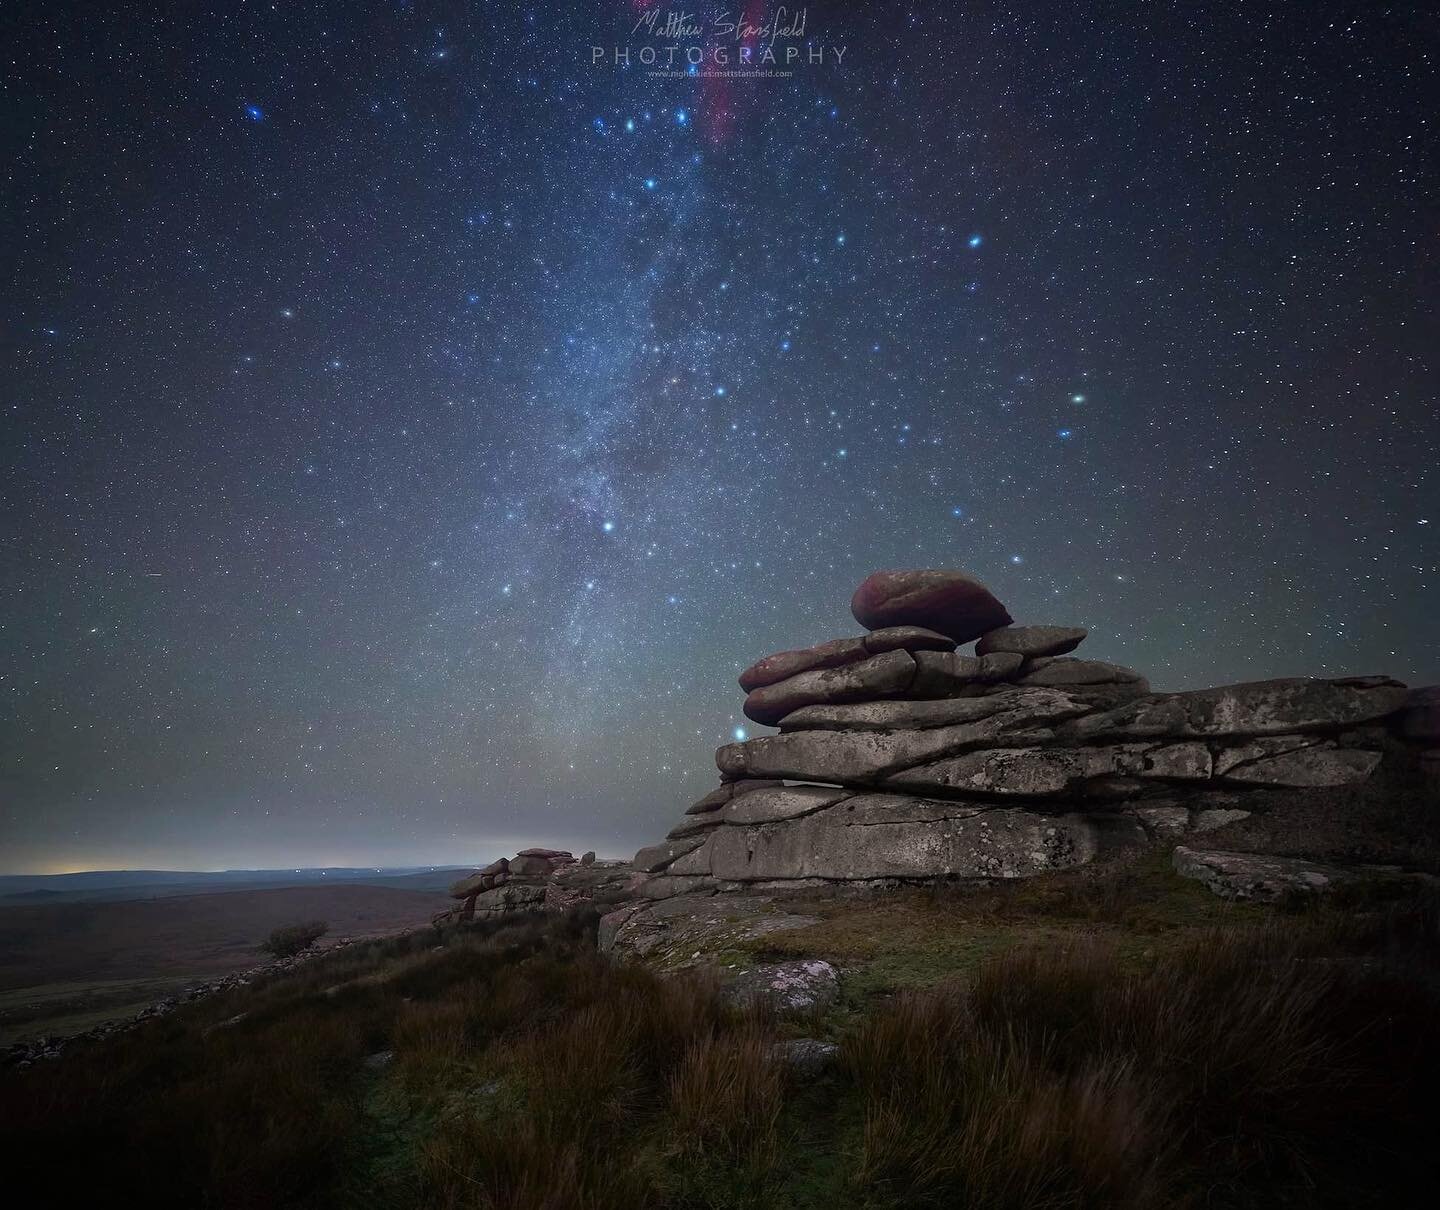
[735,851,1273,996]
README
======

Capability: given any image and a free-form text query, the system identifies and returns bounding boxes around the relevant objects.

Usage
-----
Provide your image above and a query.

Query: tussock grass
[2,890,1438,1209]
[844,904,1440,1208]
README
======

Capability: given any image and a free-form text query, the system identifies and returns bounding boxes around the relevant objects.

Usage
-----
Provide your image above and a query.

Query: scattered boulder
[1172,846,1358,900]
[851,569,1014,643]
[721,960,840,1015]
[771,1037,840,1077]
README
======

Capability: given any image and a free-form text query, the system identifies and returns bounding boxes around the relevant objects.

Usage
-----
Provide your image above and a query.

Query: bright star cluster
[1,2,1435,873]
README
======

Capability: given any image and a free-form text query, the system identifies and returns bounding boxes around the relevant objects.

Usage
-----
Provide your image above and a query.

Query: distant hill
[0,867,475,905]
[0,883,448,994]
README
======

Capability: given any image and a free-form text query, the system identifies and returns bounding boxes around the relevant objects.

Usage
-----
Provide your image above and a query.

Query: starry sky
[3,2,1436,874]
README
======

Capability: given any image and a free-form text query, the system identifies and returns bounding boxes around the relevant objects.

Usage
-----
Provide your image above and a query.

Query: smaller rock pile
[437,848,632,924]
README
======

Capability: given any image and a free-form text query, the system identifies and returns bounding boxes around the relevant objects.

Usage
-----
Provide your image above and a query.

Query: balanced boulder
[851,569,1013,643]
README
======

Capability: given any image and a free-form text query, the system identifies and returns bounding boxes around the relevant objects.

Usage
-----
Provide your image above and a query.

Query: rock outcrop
[436,849,633,925]
[1171,846,1435,902]
[631,568,1434,895]
[1171,846,1361,901]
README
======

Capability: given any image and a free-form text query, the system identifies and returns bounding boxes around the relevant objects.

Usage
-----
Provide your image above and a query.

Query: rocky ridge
[629,569,1436,898]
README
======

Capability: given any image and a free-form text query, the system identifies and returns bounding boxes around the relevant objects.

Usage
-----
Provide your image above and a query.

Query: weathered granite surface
[631,570,1427,894]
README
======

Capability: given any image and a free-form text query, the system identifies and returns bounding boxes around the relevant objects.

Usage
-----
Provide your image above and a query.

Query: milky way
[3,2,1436,872]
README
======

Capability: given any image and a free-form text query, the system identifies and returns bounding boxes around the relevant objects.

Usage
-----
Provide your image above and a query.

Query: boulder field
[628,568,1437,897]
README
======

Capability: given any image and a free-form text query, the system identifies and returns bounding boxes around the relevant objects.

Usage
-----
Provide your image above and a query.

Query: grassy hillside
[2,871,1438,1209]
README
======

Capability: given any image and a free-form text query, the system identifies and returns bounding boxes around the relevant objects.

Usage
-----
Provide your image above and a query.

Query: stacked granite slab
[436,848,634,924]
[632,569,1427,897]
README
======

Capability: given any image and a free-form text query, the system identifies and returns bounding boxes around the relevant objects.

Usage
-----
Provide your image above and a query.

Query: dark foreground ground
[0,884,442,1042]
[2,856,1438,1210]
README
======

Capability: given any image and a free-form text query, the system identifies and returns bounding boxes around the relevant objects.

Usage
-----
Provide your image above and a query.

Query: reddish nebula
[699,0,768,147]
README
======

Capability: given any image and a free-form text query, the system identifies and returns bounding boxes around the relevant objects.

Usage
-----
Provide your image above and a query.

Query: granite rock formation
[631,569,1435,896]
[436,848,633,925]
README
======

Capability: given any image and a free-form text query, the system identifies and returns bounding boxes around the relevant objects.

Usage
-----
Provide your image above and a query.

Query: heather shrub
[261,919,329,958]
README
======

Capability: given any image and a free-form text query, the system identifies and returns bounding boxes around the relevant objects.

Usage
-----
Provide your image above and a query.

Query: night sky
[3,2,1436,874]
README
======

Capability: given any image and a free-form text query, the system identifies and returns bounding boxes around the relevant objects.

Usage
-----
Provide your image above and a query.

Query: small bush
[261,920,329,959]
